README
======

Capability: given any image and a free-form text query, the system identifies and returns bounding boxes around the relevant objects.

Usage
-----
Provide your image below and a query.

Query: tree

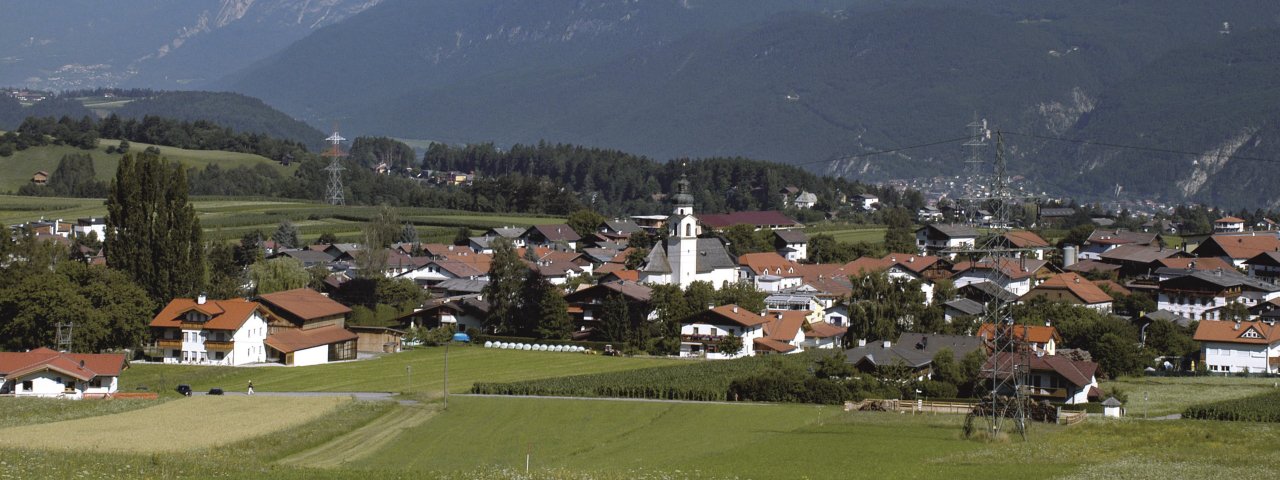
[566,209,607,238]
[400,222,420,244]
[205,241,244,299]
[105,151,205,304]
[649,284,690,355]
[272,220,300,249]
[248,257,311,294]
[453,227,471,246]
[235,231,265,267]
[318,231,339,245]
[882,207,917,254]
[531,275,573,340]
[0,262,153,352]
[958,348,988,397]
[1094,333,1149,378]
[717,281,766,313]
[599,292,631,343]
[481,239,527,334]
[930,348,963,387]
[376,277,425,313]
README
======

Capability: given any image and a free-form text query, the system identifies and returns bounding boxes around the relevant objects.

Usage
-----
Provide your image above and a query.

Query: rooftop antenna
[323,126,347,206]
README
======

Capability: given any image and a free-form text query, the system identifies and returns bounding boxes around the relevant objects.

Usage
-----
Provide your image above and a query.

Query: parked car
[208,388,224,395]
[175,384,192,396]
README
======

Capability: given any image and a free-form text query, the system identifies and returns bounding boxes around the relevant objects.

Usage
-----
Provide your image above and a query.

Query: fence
[844,399,977,415]
[1058,410,1087,425]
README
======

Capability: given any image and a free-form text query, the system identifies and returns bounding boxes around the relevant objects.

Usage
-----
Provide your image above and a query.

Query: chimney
[197,293,207,305]
[882,340,891,349]
[858,338,866,347]
[732,306,739,313]
[1234,321,1241,330]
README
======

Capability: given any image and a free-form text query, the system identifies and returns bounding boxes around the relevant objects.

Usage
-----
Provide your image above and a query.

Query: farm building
[0,348,126,399]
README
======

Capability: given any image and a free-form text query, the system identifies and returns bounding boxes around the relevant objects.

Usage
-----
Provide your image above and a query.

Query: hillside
[217,0,1280,207]
[0,0,381,90]
[112,91,326,148]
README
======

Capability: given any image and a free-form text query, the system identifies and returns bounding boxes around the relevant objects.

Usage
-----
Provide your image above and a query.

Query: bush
[911,379,958,399]
[1183,389,1280,422]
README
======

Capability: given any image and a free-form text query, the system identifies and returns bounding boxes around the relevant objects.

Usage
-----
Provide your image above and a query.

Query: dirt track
[276,403,440,468]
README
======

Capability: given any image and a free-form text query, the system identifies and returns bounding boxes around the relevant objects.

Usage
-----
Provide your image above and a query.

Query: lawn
[0,397,166,429]
[0,396,347,453]
[121,347,677,398]
[805,226,887,244]
[1101,375,1280,417]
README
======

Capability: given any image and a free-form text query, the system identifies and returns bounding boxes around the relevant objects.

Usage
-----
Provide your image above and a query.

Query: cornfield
[1183,389,1280,422]
[471,352,826,401]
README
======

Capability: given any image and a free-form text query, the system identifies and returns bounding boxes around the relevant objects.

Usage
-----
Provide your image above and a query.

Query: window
[685,223,692,237]
[214,352,224,361]
[21,380,32,392]
[693,327,700,335]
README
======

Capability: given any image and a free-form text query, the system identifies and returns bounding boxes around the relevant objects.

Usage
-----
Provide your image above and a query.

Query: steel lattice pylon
[323,129,347,206]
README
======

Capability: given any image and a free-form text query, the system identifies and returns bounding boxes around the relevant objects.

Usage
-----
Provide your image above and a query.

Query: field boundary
[276,403,440,468]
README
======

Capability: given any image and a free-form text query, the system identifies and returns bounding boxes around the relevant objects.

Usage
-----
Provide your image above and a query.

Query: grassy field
[0,140,296,192]
[804,225,887,244]
[0,396,347,453]
[1102,375,1280,417]
[121,347,677,398]
[0,397,167,429]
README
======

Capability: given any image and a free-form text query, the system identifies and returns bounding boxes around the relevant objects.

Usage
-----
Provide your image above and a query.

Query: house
[30,171,48,186]
[639,175,738,289]
[0,348,126,399]
[1214,216,1246,233]
[843,333,983,380]
[348,325,405,353]
[915,224,978,259]
[917,206,944,222]
[1098,244,1183,278]
[1080,230,1160,261]
[775,230,809,262]
[257,288,358,366]
[738,252,804,292]
[1141,310,1194,329]
[1245,251,1280,284]
[397,252,492,287]
[149,295,271,365]
[1190,233,1280,268]
[401,296,489,333]
[1037,207,1076,226]
[271,249,337,268]
[951,257,1049,297]
[1194,320,1280,374]
[853,193,879,211]
[679,304,771,359]
[564,280,653,340]
[958,280,1021,305]
[598,219,644,238]
[483,227,526,248]
[976,323,1062,356]
[756,310,810,354]
[944,298,986,322]
[803,320,848,350]
[1020,272,1114,311]
[697,211,802,231]
[629,215,669,234]
[1157,269,1280,321]
[985,353,1100,404]
[793,191,818,209]
[521,224,582,250]
[765,291,823,312]
[996,231,1052,260]
[73,217,106,240]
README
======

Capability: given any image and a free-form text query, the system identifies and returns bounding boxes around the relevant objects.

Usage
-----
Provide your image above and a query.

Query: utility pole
[323,128,346,205]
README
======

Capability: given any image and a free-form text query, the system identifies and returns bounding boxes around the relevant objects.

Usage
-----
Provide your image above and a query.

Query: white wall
[230,312,268,366]
[291,345,329,367]
[10,372,82,399]
[1203,341,1277,374]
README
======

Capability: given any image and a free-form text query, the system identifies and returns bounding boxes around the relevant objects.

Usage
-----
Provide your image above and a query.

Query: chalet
[1194,320,1280,374]
[468,236,495,254]
[30,171,48,186]
[958,281,1020,305]
[1037,207,1076,226]
[775,230,809,262]
[697,211,802,231]
[482,227,526,248]
[1080,230,1160,261]
[803,320,847,350]
[755,310,809,354]
[1245,251,1280,285]
[1020,272,1114,311]
[985,353,1100,404]
[73,217,106,239]
[1191,233,1280,268]
[598,219,644,238]
[0,348,126,399]
[397,251,492,287]
[521,224,582,250]
[764,292,823,312]
[679,304,771,359]
[1157,269,1280,321]
[564,280,653,339]
[629,215,669,234]
[1214,216,1246,233]
[271,249,337,268]
[976,323,1062,356]
[917,206,943,222]
[429,278,488,297]
[995,231,1052,260]
[1098,244,1184,278]
[401,296,489,333]
[793,192,817,209]
[843,333,983,380]
[257,288,358,366]
[738,252,804,292]
[915,224,978,259]
[149,296,270,365]
[853,193,879,211]
[951,257,1049,297]
[1142,309,1194,329]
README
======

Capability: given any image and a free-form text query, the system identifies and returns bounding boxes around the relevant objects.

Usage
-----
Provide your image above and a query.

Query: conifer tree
[273,220,300,249]
[599,292,631,343]
[482,239,527,334]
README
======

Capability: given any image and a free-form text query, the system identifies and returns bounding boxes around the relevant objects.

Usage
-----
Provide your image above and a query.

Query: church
[639,174,739,289]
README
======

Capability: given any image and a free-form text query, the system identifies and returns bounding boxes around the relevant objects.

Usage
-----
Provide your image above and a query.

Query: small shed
[1102,396,1123,418]
[31,171,49,185]
[349,325,405,353]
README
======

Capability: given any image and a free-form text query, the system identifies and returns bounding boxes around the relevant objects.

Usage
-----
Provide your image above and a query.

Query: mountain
[114,92,326,148]
[0,0,381,90]
[216,0,1280,207]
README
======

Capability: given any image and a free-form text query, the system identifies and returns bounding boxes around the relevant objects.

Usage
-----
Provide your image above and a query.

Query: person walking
[247,380,254,396]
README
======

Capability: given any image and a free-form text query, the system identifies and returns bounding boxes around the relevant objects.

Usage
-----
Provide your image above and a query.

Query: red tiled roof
[1197,234,1280,260]
[151,298,264,331]
[1157,257,1234,271]
[0,347,126,381]
[1091,279,1132,297]
[805,321,847,339]
[1216,216,1245,223]
[694,304,772,328]
[697,211,800,229]
[739,252,800,277]
[954,258,1046,280]
[762,311,808,342]
[1194,320,1280,345]
[754,337,799,353]
[1024,272,1113,305]
[1002,231,1050,248]
[258,288,353,321]
[986,352,1097,387]
[265,325,358,353]
[882,253,942,274]
[843,257,892,275]
[976,323,1062,345]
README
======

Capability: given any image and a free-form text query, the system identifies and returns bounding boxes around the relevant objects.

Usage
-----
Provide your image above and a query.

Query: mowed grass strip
[1101,375,1280,417]
[0,397,167,429]
[122,347,676,398]
[0,396,346,453]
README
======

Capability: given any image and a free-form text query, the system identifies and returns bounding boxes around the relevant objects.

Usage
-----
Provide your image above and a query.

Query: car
[208,388,224,395]
[175,384,192,396]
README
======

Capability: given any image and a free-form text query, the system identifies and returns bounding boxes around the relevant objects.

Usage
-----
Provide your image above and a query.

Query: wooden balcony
[681,334,726,343]
[155,339,182,349]
[204,340,234,351]
[1024,386,1068,399]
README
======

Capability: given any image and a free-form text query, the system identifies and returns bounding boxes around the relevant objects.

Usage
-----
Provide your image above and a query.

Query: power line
[1003,130,1278,164]
[810,136,974,167]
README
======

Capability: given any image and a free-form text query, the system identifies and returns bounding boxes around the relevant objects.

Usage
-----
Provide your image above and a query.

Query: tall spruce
[529,274,573,340]
[105,151,204,304]
[272,220,300,249]
[482,238,527,334]
[599,292,631,343]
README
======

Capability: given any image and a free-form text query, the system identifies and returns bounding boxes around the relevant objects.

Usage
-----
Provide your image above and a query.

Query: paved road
[190,391,400,402]
[458,393,768,406]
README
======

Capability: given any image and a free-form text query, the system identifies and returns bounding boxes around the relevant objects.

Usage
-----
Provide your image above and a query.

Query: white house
[1157,269,1280,322]
[951,258,1048,297]
[0,348,126,399]
[774,230,809,262]
[679,304,769,359]
[854,194,879,211]
[1194,320,1280,374]
[149,296,270,366]
[793,191,818,209]
[1214,216,1246,233]
[73,217,107,240]
[915,224,978,259]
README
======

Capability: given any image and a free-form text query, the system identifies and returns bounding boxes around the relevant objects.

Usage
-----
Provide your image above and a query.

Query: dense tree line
[16,153,109,197]
[3,114,310,162]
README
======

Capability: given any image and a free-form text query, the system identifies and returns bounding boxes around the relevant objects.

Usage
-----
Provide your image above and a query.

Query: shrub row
[1183,389,1280,422]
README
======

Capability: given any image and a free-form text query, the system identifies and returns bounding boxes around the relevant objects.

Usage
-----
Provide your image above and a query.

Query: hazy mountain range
[10,0,1280,208]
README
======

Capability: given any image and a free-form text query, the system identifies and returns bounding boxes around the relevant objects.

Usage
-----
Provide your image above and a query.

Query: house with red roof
[696,211,802,231]
[1214,216,1246,233]
[951,257,1050,297]
[679,304,771,359]
[0,348,126,399]
[257,288,358,366]
[995,231,1053,260]
[976,323,1063,356]
[1020,272,1114,312]
[985,352,1101,404]
[1194,320,1280,374]
[149,295,271,366]
[1192,233,1280,268]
